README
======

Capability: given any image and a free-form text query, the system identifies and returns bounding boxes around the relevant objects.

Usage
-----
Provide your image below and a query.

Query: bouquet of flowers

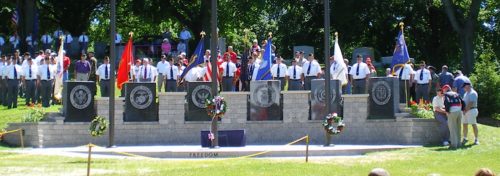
[322,112,345,135]
[205,95,227,119]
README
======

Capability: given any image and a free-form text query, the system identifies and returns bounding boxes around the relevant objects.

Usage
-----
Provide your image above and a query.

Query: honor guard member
[287,59,303,91]
[330,56,347,86]
[22,57,38,106]
[271,56,287,91]
[349,55,371,94]
[38,57,56,107]
[78,32,89,54]
[53,28,64,49]
[5,56,23,108]
[131,59,141,82]
[41,33,53,50]
[0,55,5,105]
[395,61,415,104]
[303,53,321,90]
[2,56,11,106]
[415,61,432,103]
[74,53,91,81]
[220,54,237,91]
[9,33,20,53]
[25,33,37,56]
[139,58,155,82]
[96,56,111,97]
[63,31,73,51]
[165,57,178,92]
[156,54,169,92]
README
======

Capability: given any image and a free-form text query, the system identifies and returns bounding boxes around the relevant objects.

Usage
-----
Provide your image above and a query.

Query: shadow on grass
[431,144,474,151]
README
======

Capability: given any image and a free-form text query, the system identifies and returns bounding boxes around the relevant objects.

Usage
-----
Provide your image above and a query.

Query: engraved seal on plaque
[371,81,392,105]
[129,85,153,109]
[70,85,92,109]
[191,84,212,108]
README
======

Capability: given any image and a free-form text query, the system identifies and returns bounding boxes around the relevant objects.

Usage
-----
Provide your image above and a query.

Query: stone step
[395,112,412,118]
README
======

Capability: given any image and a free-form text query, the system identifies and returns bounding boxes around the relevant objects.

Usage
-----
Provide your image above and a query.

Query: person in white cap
[139,58,155,82]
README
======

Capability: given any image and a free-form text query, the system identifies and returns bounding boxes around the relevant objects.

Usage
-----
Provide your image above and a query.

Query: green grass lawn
[0,97,61,130]
[0,124,498,175]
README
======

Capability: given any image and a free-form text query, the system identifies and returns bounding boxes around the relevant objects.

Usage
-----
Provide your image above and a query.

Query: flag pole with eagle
[178,32,206,84]
[117,32,134,90]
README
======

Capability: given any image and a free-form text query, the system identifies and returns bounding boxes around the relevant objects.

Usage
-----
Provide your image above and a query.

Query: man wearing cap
[165,57,178,92]
[395,61,415,104]
[428,65,439,98]
[432,87,450,146]
[443,85,465,149]
[438,65,454,88]
[37,57,56,107]
[287,59,303,91]
[156,55,169,92]
[74,53,91,81]
[452,70,471,98]
[415,61,432,103]
[131,59,142,82]
[22,57,38,106]
[462,82,479,145]
[271,56,287,91]
[5,56,22,109]
[96,56,111,97]
[349,54,371,94]
[138,58,154,82]
[220,54,236,91]
[303,53,321,90]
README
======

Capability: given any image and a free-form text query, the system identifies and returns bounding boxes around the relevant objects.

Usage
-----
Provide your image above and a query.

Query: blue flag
[256,38,272,80]
[390,30,410,70]
[180,38,205,79]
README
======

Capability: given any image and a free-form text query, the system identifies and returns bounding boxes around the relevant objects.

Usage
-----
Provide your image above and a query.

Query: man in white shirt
[395,61,415,104]
[271,56,287,91]
[179,27,192,54]
[433,88,449,146]
[139,58,154,83]
[22,58,38,106]
[287,60,303,91]
[131,59,141,82]
[414,61,432,103]
[0,34,5,56]
[0,55,5,105]
[53,28,64,49]
[246,56,259,91]
[25,33,37,56]
[115,33,122,45]
[348,54,371,94]
[41,33,53,50]
[203,50,211,62]
[96,57,111,97]
[37,58,56,107]
[302,53,321,90]
[156,55,169,92]
[9,33,20,52]
[165,57,179,92]
[220,55,236,92]
[78,32,89,54]
[330,56,347,83]
[63,31,73,51]
[5,56,23,109]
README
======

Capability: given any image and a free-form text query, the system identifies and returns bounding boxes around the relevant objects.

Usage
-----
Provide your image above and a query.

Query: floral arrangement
[23,105,46,123]
[410,99,434,119]
[89,116,108,137]
[205,95,227,119]
[322,112,345,135]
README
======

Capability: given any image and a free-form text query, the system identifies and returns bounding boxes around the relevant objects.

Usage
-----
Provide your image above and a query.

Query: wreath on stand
[205,96,227,141]
[322,113,345,135]
[89,116,108,137]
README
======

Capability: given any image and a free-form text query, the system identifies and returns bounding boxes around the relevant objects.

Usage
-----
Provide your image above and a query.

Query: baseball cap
[441,84,451,92]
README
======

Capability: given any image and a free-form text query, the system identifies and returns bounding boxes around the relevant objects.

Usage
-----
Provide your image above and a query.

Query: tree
[441,0,482,74]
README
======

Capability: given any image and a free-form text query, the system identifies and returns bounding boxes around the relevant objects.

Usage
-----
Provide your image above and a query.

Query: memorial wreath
[322,112,345,135]
[89,116,108,137]
[205,95,227,119]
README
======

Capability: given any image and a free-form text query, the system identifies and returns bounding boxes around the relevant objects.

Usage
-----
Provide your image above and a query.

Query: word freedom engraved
[129,85,153,109]
[70,85,92,109]
[371,81,392,105]
[252,83,278,108]
[192,85,212,108]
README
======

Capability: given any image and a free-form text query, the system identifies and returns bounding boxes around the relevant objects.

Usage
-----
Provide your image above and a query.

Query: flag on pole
[53,37,65,100]
[333,35,348,85]
[179,37,205,80]
[256,38,272,80]
[117,37,133,89]
[11,7,19,27]
[390,26,410,70]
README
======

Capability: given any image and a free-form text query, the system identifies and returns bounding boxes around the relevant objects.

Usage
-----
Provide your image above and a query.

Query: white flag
[53,37,65,100]
[332,37,348,85]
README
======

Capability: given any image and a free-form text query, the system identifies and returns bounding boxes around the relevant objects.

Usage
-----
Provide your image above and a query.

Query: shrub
[469,51,500,118]
[23,107,46,123]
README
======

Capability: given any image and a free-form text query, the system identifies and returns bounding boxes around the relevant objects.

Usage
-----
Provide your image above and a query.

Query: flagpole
[399,22,409,108]
[210,0,219,148]
[108,0,116,148]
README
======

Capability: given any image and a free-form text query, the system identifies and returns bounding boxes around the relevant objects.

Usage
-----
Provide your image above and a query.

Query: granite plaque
[186,82,213,121]
[248,80,282,121]
[63,81,96,122]
[124,82,158,121]
[310,79,341,120]
[368,77,400,119]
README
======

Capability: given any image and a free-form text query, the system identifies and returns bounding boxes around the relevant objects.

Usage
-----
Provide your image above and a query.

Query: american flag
[11,8,19,27]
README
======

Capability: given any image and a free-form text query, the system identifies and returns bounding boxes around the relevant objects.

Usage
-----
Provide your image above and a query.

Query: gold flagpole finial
[334,32,338,40]
[399,22,404,31]
[200,31,206,37]
[268,32,273,38]
[59,35,65,41]
[128,32,134,37]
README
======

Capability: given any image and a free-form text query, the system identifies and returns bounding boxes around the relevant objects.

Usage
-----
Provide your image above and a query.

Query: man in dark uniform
[96,56,111,97]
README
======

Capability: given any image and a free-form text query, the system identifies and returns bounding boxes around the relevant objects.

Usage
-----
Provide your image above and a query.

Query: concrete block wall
[4,92,441,147]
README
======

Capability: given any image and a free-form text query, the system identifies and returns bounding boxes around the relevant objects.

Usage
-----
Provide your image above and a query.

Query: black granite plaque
[310,79,341,120]
[248,80,282,121]
[186,82,213,121]
[63,81,97,122]
[124,82,158,121]
[368,77,400,119]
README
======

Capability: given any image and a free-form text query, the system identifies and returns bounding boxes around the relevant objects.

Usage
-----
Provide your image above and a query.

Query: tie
[356,64,360,76]
[420,69,424,81]
[307,62,311,75]
[170,66,174,80]
[226,62,229,77]
[105,65,108,79]
[13,66,17,79]
[65,36,68,43]
[45,36,48,43]
[29,65,32,78]
[249,65,253,80]
[143,66,147,79]
[293,66,296,79]
[47,66,50,80]
[277,64,280,78]
[83,36,86,43]
[399,66,404,80]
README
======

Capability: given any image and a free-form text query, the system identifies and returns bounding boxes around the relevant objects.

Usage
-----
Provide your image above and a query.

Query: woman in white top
[432,88,449,146]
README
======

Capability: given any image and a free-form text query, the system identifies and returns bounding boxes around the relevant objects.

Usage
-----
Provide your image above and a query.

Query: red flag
[117,38,133,89]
